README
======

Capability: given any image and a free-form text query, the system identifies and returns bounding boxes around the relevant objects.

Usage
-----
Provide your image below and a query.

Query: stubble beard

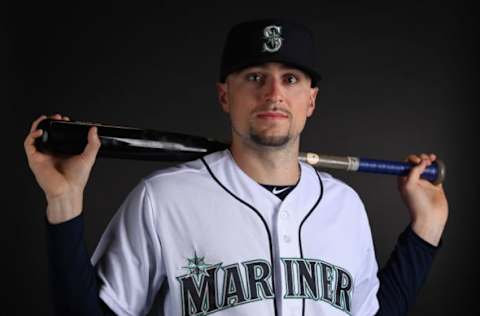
[231,103,300,149]
[249,129,291,147]
[248,113,295,148]
[232,123,297,150]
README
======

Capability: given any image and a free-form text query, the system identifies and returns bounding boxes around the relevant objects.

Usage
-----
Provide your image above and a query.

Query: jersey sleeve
[91,180,165,316]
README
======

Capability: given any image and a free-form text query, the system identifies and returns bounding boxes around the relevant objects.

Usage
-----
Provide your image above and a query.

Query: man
[24,19,448,315]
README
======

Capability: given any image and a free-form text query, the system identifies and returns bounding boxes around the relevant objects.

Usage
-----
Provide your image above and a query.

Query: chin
[250,134,291,147]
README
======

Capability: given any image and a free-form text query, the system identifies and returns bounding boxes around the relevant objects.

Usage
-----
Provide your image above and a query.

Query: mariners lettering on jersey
[282,258,353,312]
[176,255,353,316]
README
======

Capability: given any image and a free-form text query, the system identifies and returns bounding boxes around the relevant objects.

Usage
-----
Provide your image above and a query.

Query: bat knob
[432,160,446,185]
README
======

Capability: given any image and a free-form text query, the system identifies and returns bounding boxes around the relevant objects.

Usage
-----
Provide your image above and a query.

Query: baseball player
[25,19,448,315]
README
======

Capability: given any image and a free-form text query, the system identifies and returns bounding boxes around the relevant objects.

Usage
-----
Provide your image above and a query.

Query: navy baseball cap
[219,18,322,87]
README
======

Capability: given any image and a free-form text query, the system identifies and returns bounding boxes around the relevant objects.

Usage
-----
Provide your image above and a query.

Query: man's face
[217,62,318,149]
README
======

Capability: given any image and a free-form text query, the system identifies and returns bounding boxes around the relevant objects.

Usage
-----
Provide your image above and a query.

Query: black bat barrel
[34,119,229,161]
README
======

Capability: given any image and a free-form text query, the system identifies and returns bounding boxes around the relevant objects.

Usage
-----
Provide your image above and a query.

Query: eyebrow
[245,64,302,72]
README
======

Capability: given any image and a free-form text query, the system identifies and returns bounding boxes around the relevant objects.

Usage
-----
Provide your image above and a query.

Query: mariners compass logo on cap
[262,25,283,52]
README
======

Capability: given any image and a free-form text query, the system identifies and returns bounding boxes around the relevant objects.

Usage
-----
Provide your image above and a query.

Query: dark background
[7,1,478,315]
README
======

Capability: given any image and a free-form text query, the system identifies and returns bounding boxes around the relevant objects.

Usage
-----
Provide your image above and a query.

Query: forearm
[46,213,115,315]
[411,217,446,247]
[375,225,439,316]
[46,191,84,224]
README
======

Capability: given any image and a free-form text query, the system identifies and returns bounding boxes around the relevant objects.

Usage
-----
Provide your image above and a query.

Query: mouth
[256,111,289,120]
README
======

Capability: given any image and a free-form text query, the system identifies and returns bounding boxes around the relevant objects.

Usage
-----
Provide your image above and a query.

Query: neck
[229,136,300,186]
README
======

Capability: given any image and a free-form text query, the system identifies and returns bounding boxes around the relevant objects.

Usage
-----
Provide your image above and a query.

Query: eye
[285,74,298,84]
[246,73,263,83]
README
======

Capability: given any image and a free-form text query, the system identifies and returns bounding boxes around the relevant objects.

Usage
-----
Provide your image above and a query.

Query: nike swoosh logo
[272,187,290,194]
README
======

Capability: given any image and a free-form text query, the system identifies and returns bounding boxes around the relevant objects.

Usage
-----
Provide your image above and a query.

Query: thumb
[407,159,429,184]
[81,126,101,160]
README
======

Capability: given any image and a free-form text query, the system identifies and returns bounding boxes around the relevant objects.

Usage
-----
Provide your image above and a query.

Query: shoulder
[301,162,362,200]
[314,170,373,237]
[319,170,357,190]
[310,167,365,207]
[140,150,229,192]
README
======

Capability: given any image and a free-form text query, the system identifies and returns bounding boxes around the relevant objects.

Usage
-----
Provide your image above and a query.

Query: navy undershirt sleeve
[375,225,440,316]
[46,214,115,316]
[46,214,439,316]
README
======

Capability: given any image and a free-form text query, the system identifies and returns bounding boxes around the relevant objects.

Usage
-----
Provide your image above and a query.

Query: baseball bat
[34,119,446,184]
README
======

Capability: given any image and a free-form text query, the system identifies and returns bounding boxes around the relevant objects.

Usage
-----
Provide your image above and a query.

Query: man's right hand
[24,114,101,224]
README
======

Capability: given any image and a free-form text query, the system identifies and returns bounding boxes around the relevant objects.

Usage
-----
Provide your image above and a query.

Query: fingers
[48,113,71,121]
[408,158,429,182]
[25,114,72,155]
[406,153,436,164]
[29,114,70,133]
[25,115,48,155]
[29,115,47,133]
[81,126,101,161]
[24,128,44,156]
[404,153,438,184]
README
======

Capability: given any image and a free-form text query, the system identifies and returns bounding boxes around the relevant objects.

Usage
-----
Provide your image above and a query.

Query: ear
[216,82,230,113]
[306,86,319,117]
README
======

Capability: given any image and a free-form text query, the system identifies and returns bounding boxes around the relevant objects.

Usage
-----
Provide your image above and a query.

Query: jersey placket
[272,163,323,316]
[275,199,304,316]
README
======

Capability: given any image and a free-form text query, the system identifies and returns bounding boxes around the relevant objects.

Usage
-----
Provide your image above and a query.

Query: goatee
[250,132,291,147]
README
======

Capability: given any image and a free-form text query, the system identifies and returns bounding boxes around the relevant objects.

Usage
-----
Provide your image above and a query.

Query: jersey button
[281,211,289,219]
[283,235,291,243]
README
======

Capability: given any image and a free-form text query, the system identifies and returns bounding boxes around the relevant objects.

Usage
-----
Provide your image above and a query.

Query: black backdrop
[7,1,478,315]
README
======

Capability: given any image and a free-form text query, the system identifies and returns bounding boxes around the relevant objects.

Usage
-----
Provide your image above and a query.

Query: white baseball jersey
[92,149,379,316]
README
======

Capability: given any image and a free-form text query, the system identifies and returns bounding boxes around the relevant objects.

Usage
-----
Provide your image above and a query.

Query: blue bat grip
[358,158,441,182]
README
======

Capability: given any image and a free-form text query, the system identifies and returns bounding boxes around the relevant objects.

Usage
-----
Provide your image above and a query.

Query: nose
[263,77,285,104]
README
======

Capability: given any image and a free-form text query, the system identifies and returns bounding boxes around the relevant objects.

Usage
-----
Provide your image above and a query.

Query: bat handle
[358,158,446,184]
[299,153,446,184]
